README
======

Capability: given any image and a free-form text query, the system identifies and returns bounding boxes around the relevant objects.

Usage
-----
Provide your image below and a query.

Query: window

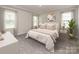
[33,16,39,27]
[4,10,16,29]
[61,12,73,28]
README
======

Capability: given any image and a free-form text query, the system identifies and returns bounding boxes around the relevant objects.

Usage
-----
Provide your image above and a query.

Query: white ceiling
[7,5,76,14]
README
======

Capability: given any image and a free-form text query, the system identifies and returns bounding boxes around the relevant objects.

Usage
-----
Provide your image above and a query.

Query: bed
[25,22,59,52]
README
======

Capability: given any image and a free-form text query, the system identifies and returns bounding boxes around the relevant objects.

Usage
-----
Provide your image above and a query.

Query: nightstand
[33,26,38,29]
[59,29,68,40]
[60,29,67,34]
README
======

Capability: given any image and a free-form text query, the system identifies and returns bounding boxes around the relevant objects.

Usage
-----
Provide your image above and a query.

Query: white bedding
[25,29,59,52]
[32,29,59,42]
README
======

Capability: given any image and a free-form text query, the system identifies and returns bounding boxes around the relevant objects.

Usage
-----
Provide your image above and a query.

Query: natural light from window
[61,12,73,29]
[4,10,16,29]
[33,16,38,27]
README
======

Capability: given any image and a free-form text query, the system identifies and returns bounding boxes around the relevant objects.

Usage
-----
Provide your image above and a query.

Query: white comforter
[25,29,59,52]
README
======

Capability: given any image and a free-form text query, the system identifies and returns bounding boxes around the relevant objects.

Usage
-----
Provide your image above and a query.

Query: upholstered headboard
[39,22,59,31]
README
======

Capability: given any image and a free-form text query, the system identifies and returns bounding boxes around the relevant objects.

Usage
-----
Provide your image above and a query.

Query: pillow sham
[46,24,56,30]
[39,23,46,29]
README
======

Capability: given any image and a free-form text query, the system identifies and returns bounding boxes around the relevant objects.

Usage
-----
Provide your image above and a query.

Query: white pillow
[39,24,46,29]
[46,24,56,30]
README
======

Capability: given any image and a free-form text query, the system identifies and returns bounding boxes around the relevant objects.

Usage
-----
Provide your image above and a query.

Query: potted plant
[68,19,76,39]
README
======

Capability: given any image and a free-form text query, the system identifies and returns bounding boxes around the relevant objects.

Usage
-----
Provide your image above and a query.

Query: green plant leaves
[68,19,76,38]
[68,19,76,30]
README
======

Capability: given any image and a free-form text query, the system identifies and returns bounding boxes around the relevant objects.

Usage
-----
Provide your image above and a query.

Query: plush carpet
[0,33,79,54]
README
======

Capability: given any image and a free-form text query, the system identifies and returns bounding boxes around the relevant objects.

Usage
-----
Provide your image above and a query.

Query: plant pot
[69,33,74,39]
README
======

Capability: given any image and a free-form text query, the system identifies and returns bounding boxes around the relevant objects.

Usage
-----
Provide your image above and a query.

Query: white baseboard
[17,32,27,36]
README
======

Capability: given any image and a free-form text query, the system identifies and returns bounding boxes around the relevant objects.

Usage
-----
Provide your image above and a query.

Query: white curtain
[4,10,16,34]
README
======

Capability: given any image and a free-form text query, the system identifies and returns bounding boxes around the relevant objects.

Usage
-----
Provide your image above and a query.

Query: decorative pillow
[39,23,46,29]
[46,23,56,30]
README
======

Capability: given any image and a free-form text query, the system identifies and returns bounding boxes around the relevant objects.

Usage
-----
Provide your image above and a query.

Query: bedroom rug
[16,33,79,54]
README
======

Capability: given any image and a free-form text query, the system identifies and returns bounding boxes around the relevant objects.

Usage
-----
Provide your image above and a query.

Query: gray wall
[0,8,4,31]
[39,7,78,30]
[16,9,33,35]
[39,13,48,24]
[73,7,78,36]
[0,6,33,35]
[77,7,79,38]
